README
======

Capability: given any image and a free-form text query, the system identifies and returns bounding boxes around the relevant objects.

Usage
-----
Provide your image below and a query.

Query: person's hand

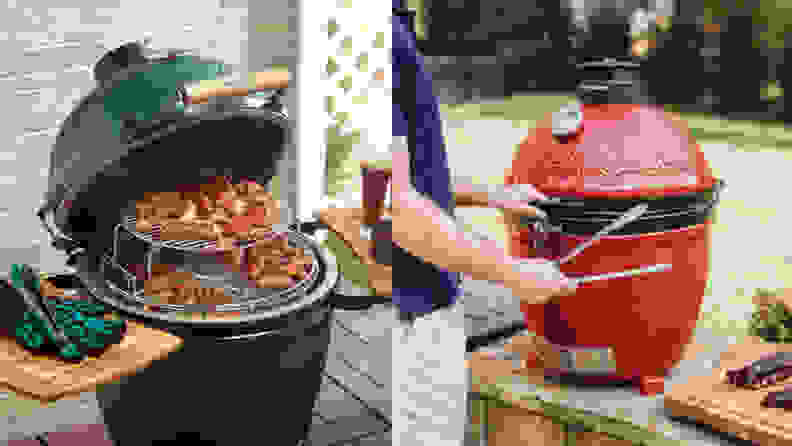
[489,184,549,220]
[503,257,578,304]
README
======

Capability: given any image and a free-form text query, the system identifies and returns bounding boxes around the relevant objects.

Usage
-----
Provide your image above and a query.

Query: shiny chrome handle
[570,263,672,285]
[556,203,648,265]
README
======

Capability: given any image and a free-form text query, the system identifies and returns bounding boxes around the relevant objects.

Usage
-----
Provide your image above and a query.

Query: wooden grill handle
[185,71,291,105]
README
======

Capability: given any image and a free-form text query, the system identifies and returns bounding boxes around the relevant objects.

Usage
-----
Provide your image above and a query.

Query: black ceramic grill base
[96,309,333,446]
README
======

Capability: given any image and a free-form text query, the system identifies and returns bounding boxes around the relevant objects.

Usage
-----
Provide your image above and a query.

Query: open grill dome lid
[41,42,290,256]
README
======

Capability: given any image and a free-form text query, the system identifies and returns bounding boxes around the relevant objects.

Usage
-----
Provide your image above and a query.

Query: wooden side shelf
[317,208,392,297]
[0,321,182,405]
[665,337,792,445]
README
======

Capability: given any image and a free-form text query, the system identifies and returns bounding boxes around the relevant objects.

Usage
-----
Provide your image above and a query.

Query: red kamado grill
[37,42,388,445]
[505,57,725,390]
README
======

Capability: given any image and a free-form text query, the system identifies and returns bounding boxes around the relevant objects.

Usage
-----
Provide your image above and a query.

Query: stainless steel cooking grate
[103,214,321,313]
[119,215,259,252]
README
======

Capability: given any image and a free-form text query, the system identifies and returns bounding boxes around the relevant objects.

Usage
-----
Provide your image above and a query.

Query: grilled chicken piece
[251,237,280,252]
[235,180,265,196]
[224,198,248,217]
[196,194,215,217]
[255,254,283,269]
[151,200,191,219]
[199,176,235,199]
[208,209,232,225]
[136,203,154,220]
[215,237,235,251]
[248,192,274,205]
[179,200,198,222]
[150,263,177,276]
[135,219,154,233]
[247,263,262,281]
[248,227,275,240]
[145,191,181,204]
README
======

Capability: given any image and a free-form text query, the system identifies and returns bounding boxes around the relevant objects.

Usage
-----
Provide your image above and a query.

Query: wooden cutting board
[0,320,182,405]
[664,336,792,445]
[317,208,392,297]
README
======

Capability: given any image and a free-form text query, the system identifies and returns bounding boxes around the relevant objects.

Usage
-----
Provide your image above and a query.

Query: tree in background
[699,0,788,115]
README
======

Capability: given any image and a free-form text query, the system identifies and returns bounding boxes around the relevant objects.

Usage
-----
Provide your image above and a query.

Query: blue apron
[392,11,461,314]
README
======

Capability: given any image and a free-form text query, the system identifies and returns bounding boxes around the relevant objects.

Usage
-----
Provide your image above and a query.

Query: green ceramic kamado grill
[32,41,389,445]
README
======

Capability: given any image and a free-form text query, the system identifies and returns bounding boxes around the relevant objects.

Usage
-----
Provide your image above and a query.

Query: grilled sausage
[257,263,289,275]
[256,275,293,289]
[200,288,232,305]
[160,220,220,241]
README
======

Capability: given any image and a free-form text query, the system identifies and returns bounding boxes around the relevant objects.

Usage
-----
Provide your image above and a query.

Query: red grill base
[514,222,710,385]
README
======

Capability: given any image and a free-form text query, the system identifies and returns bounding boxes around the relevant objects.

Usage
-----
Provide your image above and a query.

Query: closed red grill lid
[509,103,717,198]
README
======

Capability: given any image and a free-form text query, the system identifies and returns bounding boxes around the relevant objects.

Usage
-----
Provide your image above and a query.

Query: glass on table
[360,160,392,236]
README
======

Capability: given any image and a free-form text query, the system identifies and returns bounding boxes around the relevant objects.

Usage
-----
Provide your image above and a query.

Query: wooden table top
[317,208,392,297]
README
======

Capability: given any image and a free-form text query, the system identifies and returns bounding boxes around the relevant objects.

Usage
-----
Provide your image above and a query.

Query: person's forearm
[391,186,517,284]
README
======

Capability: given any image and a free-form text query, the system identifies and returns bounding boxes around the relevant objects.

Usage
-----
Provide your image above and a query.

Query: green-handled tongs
[9,264,85,361]
[9,264,127,362]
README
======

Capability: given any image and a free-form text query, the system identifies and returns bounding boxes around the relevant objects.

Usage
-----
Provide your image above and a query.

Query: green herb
[748,289,792,342]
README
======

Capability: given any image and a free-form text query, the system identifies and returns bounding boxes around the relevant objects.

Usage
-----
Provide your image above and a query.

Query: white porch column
[295,0,327,222]
[248,0,324,224]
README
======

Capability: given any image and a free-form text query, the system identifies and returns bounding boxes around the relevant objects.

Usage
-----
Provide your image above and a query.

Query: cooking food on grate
[130,178,314,306]
[139,234,313,306]
[721,352,792,388]
[143,267,232,305]
[134,177,281,241]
